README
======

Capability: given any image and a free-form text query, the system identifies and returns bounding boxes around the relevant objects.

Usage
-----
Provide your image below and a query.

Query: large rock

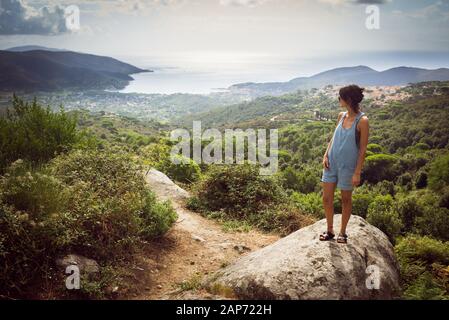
[207,215,401,300]
[145,168,190,202]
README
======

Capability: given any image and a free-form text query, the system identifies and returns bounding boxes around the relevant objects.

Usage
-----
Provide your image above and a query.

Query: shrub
[159,155,201,184]
[351,193,374,219]
[0,160,69,219]
[428,153,449,191]
[192,164,313,234]
[291,192,323,219]
[394,191,449,240]
[395,194,423,233]
[49,149,177,255]
[415,170,428,189]
[403,273,447,300]
[415,207,449,242]
[439,188,449,210]
[140,190,178,239]
[0,96,80,171]
[280,166,319,194]
[397,173,413,190]
[363,154,400,184]
[367,143,384,154]
[195,164,286,217]
[0,149,177,298]
[366,195,403,243]
[395,235,449,299]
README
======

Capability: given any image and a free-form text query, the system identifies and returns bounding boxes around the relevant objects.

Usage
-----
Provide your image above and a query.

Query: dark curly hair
[339,85,365,113]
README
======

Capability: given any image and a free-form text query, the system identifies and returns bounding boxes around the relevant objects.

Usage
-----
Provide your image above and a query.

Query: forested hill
[178,81,449,129]
[229,66,449,97]
[0,50,150,92]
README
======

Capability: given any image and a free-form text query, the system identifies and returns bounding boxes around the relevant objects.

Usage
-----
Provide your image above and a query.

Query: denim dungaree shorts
[321,111,365,191]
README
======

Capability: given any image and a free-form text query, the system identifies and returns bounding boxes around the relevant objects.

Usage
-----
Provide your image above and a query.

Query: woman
[319,85,369,244]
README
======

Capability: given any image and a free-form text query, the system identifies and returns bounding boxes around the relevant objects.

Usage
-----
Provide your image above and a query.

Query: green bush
[192,164,314,234]
[403,273,447,300]
[367,143,385,154]
[141,143,201,184]
[395,194,423,233]
[352,193,374,219]
[439,188,449,210]
[280,166,319,194]
[415,170,428,189]
[0,149,177,298]
[428,153,449,191]
[366,195,403,243]
[49,149,177,252]
[159,155,201,184]
[291,192,323,218]
[415,207,449,242]
[195,164,286,217]
[0,96,80,171]
[395,235,449,299]
[397,172,413,190]
[363,154,400,184]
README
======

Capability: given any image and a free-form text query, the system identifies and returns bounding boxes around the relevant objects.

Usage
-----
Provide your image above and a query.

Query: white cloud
[219,0,270,7]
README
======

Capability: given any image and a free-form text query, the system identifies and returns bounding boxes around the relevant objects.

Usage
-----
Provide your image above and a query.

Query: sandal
[319,231,335,241]
[337,234,348,244]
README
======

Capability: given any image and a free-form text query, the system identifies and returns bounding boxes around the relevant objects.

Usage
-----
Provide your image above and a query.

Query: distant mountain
[5,45,67,52]
[229,65,449,97]
[0,50,151,92]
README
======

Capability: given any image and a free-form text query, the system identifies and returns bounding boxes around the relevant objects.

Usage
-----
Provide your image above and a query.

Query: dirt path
[133,169,279,300]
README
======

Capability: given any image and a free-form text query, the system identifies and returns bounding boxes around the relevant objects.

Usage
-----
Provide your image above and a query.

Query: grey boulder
[207,215,401,300]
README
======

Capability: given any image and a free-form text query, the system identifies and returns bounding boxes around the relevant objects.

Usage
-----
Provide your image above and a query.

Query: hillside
[0,50,151,92]
[5,45,66,52]
[229,66,449,97]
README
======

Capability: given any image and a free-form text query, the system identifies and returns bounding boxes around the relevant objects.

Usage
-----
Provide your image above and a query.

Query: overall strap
[355,112,365,147]
[355,112,365,128]
[339,112,347,123]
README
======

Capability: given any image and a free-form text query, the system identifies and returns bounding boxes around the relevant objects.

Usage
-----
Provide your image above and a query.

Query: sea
[115,51,449,95]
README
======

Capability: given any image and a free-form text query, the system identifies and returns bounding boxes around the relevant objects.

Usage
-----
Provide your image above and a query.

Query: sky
[1,0,449,75]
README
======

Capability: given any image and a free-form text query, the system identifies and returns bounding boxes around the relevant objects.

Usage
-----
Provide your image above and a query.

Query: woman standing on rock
[319,85,369,244]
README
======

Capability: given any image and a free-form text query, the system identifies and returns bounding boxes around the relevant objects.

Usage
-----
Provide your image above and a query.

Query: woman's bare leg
[340,190,353,235]
[322,182,336,233]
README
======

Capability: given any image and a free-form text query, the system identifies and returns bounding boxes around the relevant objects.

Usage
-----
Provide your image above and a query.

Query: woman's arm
[352,116,369,186]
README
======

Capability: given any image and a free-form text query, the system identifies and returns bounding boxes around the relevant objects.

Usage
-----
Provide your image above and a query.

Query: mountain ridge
[229,65,449,97]
[0,50,151,92]
[5,45,67,52]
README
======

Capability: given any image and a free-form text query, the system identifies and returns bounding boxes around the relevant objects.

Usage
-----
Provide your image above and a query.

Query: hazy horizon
[2,0,449,93]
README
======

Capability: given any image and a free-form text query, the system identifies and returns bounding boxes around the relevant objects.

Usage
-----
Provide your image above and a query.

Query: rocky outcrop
[145,168,190,202]
[206,215,401,300]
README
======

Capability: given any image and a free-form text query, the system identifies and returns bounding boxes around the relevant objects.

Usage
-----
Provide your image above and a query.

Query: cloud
[318,0,390,5]
[219,0,270,7]
[0,0,68,35]
[392,1,449,21]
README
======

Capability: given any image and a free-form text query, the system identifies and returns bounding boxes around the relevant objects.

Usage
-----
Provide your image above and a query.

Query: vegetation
[0,97,177,299]
[2,81,449,300]
[0,95,81,171]
[182,81,449,299]
[187,164,314,235]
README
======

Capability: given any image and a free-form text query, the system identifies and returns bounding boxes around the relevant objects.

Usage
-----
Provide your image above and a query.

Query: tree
[0,95,79,171]
[366,195,403,243]
[428,153,449,191]
[363,154,400,184]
